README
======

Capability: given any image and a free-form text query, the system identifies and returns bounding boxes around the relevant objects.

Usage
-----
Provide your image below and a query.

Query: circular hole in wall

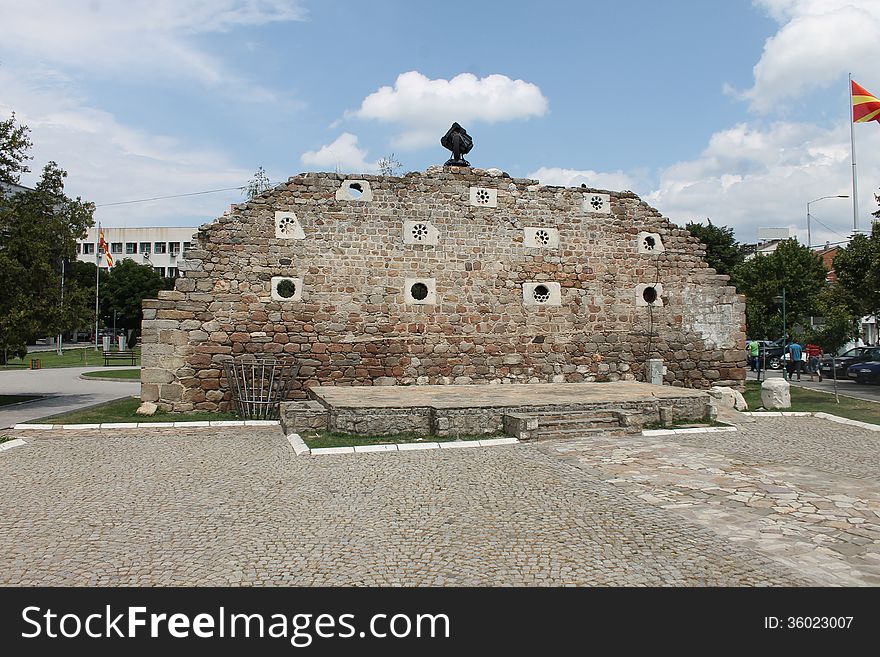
[536,229,550,245]
[411,223,429,240]
[410,282,429,301]
[276,279,297,299]
[642,286,657,304]
[643,235,656,250]
[347,183,363,199]
[533,284,551,303]
[475,189,491,205]
[590,195,604,210]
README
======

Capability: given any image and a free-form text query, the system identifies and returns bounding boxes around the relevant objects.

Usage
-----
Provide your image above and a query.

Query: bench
[103,350,137,366]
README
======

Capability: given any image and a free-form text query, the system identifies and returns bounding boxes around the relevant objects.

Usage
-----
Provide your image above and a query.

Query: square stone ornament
[404,278,437,305]
[274,211,305,239]
[271,276,303,302]
[523,227,560,248]
[522,281,562,306]
[403,221,440,245]
[582,193,610,214]
[469,187,498,208]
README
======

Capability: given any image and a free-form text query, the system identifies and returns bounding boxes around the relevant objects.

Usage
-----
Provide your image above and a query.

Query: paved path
[0,366,140,428]
[6,418,874,586]
[542,417,880,586]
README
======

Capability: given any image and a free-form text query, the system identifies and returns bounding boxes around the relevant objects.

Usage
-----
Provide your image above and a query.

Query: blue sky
[2,0,880,248]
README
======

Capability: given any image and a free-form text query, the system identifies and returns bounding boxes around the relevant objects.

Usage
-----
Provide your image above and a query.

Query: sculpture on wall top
[441,122,473,167]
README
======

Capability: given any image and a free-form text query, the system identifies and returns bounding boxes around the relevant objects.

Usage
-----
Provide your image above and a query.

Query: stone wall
[141,166,746,412]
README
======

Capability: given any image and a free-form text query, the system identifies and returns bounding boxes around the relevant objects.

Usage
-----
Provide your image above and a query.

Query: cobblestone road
[1,418,874,586]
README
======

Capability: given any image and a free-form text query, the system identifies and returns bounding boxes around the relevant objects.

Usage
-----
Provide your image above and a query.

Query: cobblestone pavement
[0,426,811,586]
[542,417,880,586]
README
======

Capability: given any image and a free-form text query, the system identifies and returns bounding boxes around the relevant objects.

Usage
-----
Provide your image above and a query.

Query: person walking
[806,343,823,382]
[786,340,804,381]
[748,339,759,372]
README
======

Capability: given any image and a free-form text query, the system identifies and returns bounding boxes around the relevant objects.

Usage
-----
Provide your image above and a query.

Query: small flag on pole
[852,80,880,123]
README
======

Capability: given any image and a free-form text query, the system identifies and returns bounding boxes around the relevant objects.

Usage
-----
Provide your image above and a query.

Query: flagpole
[95,223,100,351]
[850,72,860,234]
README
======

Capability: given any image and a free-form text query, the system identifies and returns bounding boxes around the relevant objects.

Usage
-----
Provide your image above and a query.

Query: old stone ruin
[141,163,746,414]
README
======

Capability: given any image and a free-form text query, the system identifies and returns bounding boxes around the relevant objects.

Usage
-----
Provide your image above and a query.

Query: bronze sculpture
[441,122,473,167]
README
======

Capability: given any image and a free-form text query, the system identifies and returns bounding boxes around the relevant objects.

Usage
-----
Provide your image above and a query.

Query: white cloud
[526,167,637,192]
[350,71,548,149]
[0,0,307,98]
[645,120,878,246]
[300,133,377,173]
[0,71,252,227]
[743,0,880,112]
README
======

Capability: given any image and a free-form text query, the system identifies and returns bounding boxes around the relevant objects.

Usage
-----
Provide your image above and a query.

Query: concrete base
[281,382,711,439]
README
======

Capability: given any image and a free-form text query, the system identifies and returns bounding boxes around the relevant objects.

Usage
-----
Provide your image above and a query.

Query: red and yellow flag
[852,80,880,123]
[99,228,113,266]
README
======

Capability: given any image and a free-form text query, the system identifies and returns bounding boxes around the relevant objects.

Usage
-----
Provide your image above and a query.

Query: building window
[168,267,179,278]
[76,243,82,254]
[111,242,122,254]
[83,243,95,255]
[140,242,151,254]
[169,241,180,256]
[125,242,137,254]
[154,242,167,254]
[154,267,166,277]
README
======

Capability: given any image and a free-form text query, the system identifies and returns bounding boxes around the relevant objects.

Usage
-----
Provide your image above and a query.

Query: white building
[76,226,197,278]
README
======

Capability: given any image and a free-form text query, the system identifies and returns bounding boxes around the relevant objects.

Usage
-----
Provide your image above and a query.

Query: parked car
[754,338,786,370]
[821,346,880,379]
[847,359,880,384]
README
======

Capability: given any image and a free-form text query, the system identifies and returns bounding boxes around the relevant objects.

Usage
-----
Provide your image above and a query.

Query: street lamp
[807,195,849,248]
[773,288,787,378]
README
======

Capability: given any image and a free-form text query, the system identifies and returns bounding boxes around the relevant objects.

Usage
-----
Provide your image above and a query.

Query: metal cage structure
[222,356,299,420]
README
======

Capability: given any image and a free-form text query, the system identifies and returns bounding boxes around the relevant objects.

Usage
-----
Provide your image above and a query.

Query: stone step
[537,427,625,440]
[538,416,621,429]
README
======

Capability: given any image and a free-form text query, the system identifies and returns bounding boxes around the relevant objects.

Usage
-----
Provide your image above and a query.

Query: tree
[244,166,271,199]
[685,219,746,277]
[99,259,168,348]
[0,112,33,184]
[835,216,880,320]
[0,158,94,362]
[805,286,860,353]
[377,153,403,177]
[732,239,828,339]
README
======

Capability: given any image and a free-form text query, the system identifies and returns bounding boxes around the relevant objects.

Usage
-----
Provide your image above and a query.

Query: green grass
[745,381,880,425]
[81,369,140,380]
[1,347,141,369]
[0,435,11,444]
[302,430,504,449]
[35,397,240,424]
[0,394,41,407]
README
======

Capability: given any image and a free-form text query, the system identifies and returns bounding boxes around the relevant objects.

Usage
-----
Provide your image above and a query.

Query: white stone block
[63,424,100,429]
[469,187,497,208]
[478,437,519,447]
[761,378,791,409]
[101,423,139,429]
[403,221,440,245]
[522,281,561,307]
[209,421,246,427]
[312,446,356,455]
[637,232,665,254]
[524,227,559,248]
[583,193,610,213]
[286,433,311,456]
[353,444,398,453]
[174,421,210,427]
[405,278,437,305]
[12,424,53,430]
[397,442,440,451]
[274,211,305,239]
[271,276,303,302]
[0,438,26,452]
[437,441,477,449]
[635,283,663,307]
[335,180,373,202]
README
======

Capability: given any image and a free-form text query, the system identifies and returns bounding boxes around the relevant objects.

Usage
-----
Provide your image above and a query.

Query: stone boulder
[760,378,790,409]
[136,401,158,416]
[708,386,749,411]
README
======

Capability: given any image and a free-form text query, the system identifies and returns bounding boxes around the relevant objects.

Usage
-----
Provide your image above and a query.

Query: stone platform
[281,382,712,439]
